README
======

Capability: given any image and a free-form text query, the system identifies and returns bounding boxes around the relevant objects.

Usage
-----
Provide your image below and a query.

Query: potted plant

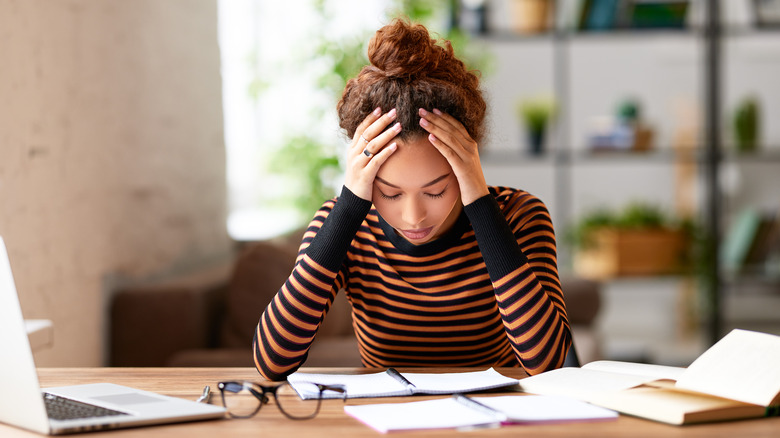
[733,96,759,153]
[567,203,695,279]
[517,96,556,155]
[509,0,554,34]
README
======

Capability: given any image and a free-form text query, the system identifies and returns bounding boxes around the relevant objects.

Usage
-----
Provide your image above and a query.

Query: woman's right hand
[344,107,401,201]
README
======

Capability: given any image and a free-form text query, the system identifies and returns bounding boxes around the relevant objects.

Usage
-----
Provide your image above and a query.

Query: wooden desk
[1,367,777,437]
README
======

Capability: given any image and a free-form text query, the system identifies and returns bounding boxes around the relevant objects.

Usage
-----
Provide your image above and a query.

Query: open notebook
[287,367,519,399]
[0,236,225,434]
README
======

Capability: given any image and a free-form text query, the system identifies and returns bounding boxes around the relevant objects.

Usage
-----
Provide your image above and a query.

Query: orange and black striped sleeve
[253,187,370,380]
[464,189,570,374]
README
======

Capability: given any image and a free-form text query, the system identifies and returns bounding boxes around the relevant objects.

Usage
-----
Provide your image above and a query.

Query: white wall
[0,0,231,366]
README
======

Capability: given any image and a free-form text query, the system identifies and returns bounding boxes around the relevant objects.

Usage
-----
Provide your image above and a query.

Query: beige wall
[0,0,231,366]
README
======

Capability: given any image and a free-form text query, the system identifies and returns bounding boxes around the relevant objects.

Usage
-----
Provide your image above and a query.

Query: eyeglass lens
[219,381,324,420]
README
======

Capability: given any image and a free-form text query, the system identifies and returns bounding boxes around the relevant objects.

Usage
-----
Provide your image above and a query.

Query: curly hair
[337,19,486,144]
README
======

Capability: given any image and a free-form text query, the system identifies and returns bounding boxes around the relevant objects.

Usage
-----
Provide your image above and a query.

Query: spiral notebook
[287,367,519,400]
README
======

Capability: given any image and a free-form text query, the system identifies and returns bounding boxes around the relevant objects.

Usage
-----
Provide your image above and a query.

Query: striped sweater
[253,186,571,380]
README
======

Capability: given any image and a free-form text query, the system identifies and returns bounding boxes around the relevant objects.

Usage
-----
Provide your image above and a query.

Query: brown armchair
[110,231,601,367]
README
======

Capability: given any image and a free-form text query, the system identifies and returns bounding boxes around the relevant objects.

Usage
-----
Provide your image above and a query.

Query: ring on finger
[360,134,369,144]
[362,148,373,158]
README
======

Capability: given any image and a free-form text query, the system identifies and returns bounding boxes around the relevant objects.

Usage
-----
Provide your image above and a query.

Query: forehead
[376,136,452,187]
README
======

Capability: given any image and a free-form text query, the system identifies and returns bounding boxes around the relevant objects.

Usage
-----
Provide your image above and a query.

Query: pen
[386,367,416,389]
[196,385,211,404]
[452,394,506,422]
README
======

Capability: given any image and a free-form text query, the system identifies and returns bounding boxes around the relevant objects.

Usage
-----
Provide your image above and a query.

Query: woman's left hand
[418,108,489,205]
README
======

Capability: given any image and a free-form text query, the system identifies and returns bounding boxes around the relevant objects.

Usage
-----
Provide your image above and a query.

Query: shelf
[482,147,699,165]
[475,24,780,43]
[476,28,698,42]
[482,147,780,165]
[474,2,779,345]
[722,149,780,163]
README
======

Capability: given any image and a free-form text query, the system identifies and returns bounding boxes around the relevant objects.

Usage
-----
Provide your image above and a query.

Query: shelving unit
[472,1,780,361]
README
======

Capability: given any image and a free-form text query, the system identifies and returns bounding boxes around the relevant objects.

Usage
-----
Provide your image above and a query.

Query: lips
[400,226,434,241]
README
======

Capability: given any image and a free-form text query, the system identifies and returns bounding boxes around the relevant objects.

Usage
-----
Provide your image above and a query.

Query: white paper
[345,398,500,433]
[478,395,618,422]
[344,395,617,433]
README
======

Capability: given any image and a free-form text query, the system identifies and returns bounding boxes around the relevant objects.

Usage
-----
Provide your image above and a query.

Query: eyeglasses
[217,381,346,420]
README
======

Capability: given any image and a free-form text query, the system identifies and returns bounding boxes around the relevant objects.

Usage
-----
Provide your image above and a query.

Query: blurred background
[2,0,779,368]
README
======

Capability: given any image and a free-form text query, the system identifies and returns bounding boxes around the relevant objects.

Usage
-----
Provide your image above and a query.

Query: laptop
[0,236,225,434]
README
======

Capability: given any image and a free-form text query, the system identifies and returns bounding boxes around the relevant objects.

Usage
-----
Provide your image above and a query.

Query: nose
[401,196,426,227]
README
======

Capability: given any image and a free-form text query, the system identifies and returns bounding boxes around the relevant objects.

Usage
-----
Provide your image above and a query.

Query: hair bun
[367,19,448,80]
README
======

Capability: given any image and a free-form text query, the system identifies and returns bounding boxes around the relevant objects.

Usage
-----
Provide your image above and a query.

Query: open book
[344,394,618,433]
[519,329,780,425]
[287,367,518,400]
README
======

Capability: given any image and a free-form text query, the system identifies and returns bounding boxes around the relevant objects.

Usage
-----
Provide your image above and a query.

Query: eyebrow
[375,173,451,189]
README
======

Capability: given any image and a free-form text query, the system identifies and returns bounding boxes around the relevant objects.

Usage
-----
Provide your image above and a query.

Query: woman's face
[372,135,462,245]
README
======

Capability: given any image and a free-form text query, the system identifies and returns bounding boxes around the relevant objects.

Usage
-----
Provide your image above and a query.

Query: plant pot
[510,0,552,34]
[527,129,545,155]
[574,228,690,279]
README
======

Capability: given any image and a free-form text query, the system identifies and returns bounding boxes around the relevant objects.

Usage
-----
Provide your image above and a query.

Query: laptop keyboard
[44,393,130,421]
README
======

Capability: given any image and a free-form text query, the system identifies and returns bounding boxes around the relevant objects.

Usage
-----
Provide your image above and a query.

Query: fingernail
[373,107,382,116]
[388,142,397,151]
[394,122,402,132]
[429,134,437,143]
[419,118,429,127]
[419,108,428,116]
[433,108,442,115]
[388,108,397,119]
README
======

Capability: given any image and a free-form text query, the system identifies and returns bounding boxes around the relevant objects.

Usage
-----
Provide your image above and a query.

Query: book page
[583,360,685,381]
[287,371,409,399]
[518,367,660,400]
[402,368,519,394]
[674,329,780,406]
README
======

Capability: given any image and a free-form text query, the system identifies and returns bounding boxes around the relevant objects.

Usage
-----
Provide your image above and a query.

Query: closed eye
[425,190,445,199]
[379,191,401,201]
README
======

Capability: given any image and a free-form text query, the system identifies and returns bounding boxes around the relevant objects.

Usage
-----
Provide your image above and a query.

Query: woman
[254,19,570,381]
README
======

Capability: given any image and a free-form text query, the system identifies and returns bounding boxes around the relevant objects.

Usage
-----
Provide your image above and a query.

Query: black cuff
[304,186,372,272]
[464,194,528,280]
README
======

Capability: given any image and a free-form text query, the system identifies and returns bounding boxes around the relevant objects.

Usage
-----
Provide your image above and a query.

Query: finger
[419,114,466,156]
[362,121,402,158]
[354,107,383,144]
[359,108,398,147]
[419,108,471,140]
[364,141,398,170]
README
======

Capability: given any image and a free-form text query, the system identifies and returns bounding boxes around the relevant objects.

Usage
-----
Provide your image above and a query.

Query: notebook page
[287,371,409,399]
[401,368,518,394]
[476,395,618,423]
[344,398,500,433]
[344,395,617,433]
